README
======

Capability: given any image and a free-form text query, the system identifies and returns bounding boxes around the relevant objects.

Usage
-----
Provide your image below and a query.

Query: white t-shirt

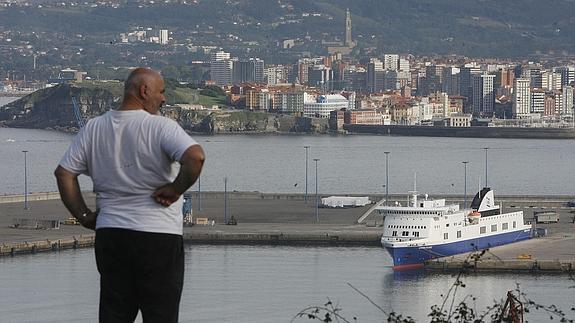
[59,109,198,235]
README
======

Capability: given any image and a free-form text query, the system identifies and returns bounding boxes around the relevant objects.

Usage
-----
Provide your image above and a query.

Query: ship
[377,187,533,270]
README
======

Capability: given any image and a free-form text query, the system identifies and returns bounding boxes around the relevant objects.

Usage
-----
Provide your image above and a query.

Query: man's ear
[139,84,148,99]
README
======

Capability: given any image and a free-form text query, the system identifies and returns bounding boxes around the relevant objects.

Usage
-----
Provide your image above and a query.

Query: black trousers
[95,228,184,323]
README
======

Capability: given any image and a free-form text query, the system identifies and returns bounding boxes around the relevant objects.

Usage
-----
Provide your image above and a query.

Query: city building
[459,64,481,105]
[367,58,384,93]
[384,54,399,71]
[471,73,495,116]
[273,91,304,114]
[232,58,265,84]
[530,89,545,114]
[555,66,575,87]
[449,114,472,127]
[159,29,169,45]
[210,51,233,86]
[304,94,349,118]
[562,86,574,116]
[422,65,443,96]
[245,88,270,111]
[441,66,460,96]
[512,78,531,118]
[344,109,383,125]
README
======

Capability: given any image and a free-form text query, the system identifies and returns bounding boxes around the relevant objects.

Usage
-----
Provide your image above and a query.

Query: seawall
[344,124,575,139]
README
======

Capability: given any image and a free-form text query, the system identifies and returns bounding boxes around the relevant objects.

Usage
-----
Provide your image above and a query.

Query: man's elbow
[182,145,205,168]
[54,166,75,181]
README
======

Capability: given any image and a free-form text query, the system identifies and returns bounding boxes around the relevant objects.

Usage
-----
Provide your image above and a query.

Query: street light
[462,161,469,209]
[223,176,228,224]
[384,151,390,207]
[197,175,202,211]
[313,158,320,223]
[304,146,310,203]
[483,147,489,188]
[22,150,29,210]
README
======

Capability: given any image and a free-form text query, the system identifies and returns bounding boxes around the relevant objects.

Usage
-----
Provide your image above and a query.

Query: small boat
[5,138,15,142]
[378,187,533,270]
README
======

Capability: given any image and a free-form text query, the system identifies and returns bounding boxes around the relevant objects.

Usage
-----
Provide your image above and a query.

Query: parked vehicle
[534,211,559,224]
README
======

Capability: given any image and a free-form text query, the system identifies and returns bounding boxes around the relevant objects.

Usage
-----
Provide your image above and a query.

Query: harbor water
[0,246,573,322]
[1,128,575,196]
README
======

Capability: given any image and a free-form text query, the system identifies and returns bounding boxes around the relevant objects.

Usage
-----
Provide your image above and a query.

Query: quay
[1,191,574,274]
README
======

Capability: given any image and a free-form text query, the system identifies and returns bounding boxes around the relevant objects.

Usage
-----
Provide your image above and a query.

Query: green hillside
[1,0,574,57]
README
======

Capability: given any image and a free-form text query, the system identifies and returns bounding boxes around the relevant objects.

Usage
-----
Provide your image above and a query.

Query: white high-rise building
[541,71,562,91]
[398,58,410,72]
[530,90,545,114]
[210,51,233,86]
[562,86,574,116]
[513,78,531,118]
[159,29,169,45]
[384,54,399,71]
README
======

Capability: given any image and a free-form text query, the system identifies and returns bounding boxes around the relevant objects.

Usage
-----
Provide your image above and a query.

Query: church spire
[345,8,354,48]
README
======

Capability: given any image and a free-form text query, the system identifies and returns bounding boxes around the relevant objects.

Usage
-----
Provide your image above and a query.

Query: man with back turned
[54,67,205,323]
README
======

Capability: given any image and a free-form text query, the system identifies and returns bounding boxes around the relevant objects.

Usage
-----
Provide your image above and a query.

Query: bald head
[121,67,166,114]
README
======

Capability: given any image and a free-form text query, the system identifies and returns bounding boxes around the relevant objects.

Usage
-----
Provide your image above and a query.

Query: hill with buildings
[0,0,574,62]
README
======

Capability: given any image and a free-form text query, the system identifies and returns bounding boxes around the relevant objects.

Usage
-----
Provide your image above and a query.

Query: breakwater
[0,235,94,256]
[345,124,575,139]
[426,259,575,273]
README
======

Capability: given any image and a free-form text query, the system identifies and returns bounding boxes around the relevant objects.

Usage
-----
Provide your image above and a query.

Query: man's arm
[54,166,97,230]
[152,144,205,207]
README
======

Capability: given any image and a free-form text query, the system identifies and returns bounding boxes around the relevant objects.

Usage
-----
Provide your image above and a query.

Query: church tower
[345,8,354,48]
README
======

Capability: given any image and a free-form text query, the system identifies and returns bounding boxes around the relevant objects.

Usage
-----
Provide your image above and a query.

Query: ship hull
[386,229,532,270]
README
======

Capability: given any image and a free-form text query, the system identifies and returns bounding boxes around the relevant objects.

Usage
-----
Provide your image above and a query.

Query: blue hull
[386,229,532,269]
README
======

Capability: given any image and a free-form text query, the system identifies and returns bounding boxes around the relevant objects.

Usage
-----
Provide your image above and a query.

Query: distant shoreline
[345,124,575,139]
[4,124,575,139]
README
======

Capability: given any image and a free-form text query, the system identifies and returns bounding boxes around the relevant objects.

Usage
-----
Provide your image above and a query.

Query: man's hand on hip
[78,210,98,230]
[152,184,181,207]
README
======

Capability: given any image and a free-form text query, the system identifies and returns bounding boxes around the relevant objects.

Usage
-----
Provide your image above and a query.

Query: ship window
[491,224,497,232]
[480,226,486,234]
[402,231,409,236]
[513,221,516,228]
[457,230,461,238]
[413,232,419,237]
[502,223,508,230]
[446,223,449,227]
[392,231,397,237]
[444,232,448,240]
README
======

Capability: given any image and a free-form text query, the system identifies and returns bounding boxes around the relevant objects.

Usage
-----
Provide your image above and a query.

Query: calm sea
[0,246,573,322]
[1,128,575,195]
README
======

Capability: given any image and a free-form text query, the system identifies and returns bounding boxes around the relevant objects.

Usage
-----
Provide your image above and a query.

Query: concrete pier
[1,191,574,274]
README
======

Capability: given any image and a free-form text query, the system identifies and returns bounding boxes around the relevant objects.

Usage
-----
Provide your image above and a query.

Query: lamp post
[22,150,29,210]
[462,161,469,209]
[384,151,390,206]
[483,147,489,188]
[223,176,228,224]
[304,146,310,203]
[313,158,320,223]
[197,176,202,211]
